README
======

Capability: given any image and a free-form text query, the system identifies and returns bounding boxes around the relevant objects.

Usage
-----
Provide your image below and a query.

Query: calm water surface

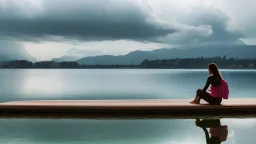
[0,69,256,143]
[0,118,254,144]
[0,69,256,102]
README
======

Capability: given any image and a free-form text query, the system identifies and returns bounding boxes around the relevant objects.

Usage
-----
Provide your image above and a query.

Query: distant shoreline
[1,56,255,69]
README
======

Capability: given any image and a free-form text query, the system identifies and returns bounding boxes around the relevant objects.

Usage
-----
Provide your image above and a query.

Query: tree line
[0,56,255,69]
[141,56,255,69]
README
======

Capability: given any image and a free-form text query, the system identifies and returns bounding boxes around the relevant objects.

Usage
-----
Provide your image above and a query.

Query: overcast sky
[0,0,255,60]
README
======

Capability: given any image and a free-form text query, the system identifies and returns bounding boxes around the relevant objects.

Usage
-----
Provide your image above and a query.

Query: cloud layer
[0,0,176,42]
[0,0,245,45]
[154,4,244,45]
[0,0,253,61]
[0,40,35,61]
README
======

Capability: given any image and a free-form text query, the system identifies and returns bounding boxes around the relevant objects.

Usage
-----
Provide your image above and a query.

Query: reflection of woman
[195,119,228,144]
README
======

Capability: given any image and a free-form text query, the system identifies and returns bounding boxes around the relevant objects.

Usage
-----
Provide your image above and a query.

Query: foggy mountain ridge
[77,45,256,65]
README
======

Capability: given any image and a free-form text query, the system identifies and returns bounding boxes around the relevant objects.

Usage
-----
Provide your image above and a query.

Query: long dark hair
[208,63,223,80]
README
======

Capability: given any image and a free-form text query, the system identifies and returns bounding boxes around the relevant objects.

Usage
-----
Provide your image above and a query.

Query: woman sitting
[190,63,229,105]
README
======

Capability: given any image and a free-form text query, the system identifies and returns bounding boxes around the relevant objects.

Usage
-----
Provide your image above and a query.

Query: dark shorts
[197,88,222,105]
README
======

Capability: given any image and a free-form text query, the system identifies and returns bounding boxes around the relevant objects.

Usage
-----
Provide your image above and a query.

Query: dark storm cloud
[0,0,176,42]
[0,18,174,41]
[0,0,245,45]
[0,40,36,61]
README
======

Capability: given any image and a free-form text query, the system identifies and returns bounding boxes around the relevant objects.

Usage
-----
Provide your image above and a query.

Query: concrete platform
[0,99,256,119]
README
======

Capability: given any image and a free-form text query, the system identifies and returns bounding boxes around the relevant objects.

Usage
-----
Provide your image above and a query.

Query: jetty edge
[0,99,256,119]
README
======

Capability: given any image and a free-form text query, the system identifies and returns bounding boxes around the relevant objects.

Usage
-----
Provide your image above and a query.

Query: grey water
[0,118,254,144]
[0,69,256,102]
[0,69,256,144]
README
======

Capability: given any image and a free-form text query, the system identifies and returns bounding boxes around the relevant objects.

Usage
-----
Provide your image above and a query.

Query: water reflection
[195,119,228,144]
[0,118,241,144]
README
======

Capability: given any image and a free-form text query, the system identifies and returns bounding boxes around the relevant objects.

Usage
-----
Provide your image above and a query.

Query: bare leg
[190,89,203,104]
[190,91,202,104]
[190,95,196,103]
[190,94,199,104]
[195,95,201,104]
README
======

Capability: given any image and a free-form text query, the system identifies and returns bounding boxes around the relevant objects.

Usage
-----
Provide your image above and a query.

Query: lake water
[0,69,256,143]
[0,69,256,102]
[0,118,255,144]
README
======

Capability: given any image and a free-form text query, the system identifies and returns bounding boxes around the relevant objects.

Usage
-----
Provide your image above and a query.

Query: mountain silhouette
[77,44,256,65]
[51,56,80,62]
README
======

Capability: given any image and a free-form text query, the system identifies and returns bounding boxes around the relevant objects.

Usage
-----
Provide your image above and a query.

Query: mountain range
[1,44,256,65]
[51,56,80,62]
[77,44,256,65]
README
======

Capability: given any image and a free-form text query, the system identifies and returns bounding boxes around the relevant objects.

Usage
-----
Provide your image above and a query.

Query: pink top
[210,80,229,99]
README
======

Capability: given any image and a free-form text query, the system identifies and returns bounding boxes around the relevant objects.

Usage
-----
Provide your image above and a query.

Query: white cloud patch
[144,1,244,45]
